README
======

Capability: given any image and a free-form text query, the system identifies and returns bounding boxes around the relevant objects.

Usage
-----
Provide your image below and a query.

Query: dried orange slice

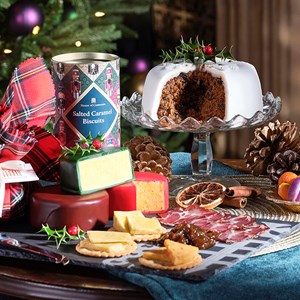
[175,182,226,209]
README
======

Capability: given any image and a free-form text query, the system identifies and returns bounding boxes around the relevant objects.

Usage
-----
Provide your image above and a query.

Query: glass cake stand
[121,92,282,195]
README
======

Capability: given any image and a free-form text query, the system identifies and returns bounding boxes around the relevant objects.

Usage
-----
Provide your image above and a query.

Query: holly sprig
[160,36,235,64]
[60,133,104,158]
[38,224,86,249]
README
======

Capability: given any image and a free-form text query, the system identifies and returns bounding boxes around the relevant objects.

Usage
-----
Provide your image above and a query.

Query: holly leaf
[38,224,86,249]
[160,37,235,64]
[59,134,104,158]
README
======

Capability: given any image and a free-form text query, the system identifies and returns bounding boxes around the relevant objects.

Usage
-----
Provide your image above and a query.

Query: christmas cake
[142,40,263,123]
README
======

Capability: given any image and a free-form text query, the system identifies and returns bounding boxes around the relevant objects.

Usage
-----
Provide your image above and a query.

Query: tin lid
[51,52,119,64]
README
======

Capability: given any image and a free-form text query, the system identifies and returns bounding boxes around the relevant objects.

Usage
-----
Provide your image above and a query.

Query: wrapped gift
[0,57,62,220]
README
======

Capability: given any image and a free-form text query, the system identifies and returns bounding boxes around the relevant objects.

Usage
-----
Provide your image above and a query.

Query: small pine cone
[267,150,300,183]
[244,120,300,176]
[124,136,172,180]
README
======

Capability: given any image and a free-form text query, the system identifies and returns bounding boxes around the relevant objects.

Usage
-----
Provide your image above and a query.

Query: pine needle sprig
[160,36,235,64]
[38,224,86,249]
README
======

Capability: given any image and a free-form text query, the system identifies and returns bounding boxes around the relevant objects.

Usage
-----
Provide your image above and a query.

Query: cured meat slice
[157,204,269,243]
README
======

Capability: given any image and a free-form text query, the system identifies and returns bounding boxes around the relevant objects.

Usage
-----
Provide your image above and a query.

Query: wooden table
[0,256,152,299]
[0,159,248,300]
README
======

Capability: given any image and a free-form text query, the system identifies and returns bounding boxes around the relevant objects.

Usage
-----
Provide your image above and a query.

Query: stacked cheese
[76,230,137,257]
[35,145,170,232]
[139,239,202,270]
[112,210,166,241]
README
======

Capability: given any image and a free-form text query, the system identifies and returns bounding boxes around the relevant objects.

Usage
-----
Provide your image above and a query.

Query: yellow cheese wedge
[113,210,144,232]
[81,238,126,252]
[87,230,132,244]
[127,215,162,235]
[165,239,199,266]
[142,247,170,263]
[142,240,200,266]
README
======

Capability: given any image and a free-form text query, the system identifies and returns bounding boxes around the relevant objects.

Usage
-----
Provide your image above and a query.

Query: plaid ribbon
[0,57,59,219]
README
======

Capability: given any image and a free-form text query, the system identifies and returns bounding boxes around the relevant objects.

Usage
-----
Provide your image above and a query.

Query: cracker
[138,255,202,271]
[108,226,167,242]
[76,240,137,258]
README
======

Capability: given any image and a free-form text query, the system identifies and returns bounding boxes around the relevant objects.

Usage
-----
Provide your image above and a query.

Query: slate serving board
[1,219,299,282]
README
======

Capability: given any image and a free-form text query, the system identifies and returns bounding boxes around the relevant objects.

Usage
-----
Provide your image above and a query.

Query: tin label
[51,53,120,147]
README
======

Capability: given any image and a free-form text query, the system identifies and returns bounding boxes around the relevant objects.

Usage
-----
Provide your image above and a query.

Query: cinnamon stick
[222,196,247,209]
[225,186,262,198]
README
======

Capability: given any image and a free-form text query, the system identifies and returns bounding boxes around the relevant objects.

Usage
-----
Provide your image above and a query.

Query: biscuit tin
[51,52,120,147]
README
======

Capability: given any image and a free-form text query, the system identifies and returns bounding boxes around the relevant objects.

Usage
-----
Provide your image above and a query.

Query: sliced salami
[157,204,269,243]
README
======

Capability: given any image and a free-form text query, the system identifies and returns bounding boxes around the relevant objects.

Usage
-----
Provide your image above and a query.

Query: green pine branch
[0,0,152,96]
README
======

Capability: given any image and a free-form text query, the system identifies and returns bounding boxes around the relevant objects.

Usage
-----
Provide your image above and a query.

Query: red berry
[195,46,202,53]
[204,45,213,55]
[68,225,78,236]
[92,139,102,149]
[80,142,89,149]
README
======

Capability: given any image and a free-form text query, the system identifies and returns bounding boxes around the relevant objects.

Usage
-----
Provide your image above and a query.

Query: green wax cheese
[60,147,135,195]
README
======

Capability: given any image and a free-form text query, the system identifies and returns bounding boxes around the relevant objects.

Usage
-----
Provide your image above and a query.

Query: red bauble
[8,0,44,35]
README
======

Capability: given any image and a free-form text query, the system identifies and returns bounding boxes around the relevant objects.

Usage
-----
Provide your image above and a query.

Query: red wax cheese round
[107,172,169,218]
[30,185,109,231]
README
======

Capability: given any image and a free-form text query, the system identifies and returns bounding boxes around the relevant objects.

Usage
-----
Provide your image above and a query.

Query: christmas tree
[0,0,151,96]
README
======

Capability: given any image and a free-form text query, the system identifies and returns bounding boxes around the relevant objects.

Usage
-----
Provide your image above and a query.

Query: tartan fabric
[0,57,56,162]
[23,127,61,182]
[1,183,25,219]
[0,57,57,219]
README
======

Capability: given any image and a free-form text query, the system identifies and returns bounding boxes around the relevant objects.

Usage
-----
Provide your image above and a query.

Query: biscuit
[139,254,202,271]
[76,239,137,258]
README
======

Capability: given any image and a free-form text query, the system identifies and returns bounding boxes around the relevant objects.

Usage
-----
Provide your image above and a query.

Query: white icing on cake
[142,59,263,121]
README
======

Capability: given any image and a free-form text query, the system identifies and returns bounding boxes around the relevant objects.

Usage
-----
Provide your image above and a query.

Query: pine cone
[244,120,300,176]
[267,150,300,183]
[124,136,172,180]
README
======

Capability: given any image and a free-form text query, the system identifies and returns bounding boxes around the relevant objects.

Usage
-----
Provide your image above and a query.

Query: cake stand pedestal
[121,92,282,195]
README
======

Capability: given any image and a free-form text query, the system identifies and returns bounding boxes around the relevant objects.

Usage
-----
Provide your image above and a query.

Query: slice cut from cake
[142,59,263,123]
[107,171,169,218]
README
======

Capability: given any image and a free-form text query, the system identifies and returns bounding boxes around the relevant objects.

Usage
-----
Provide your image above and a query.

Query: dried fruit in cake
[176,182,226,209]
[139,239,202,271]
